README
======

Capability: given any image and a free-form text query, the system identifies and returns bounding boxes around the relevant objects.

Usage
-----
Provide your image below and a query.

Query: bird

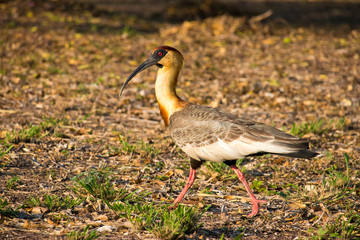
[120,46,317,217]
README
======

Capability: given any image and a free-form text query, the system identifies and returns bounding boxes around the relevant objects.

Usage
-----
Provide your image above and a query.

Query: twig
[249,10,273,23]
[88,145,102,162]
[312,210,326,226]
[249,10,273,31]
[48,153,68,171]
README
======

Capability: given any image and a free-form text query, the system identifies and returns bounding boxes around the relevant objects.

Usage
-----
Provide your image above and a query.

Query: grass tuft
[117,135,136,154]
[72,169,150,203]
[67,225,101,240]
[26,194,83,212]
[5,125,43,144]
[0,198,19,218]
[107,202,157,230]
[290,117,348,137]
[290,118,327,137]
[148,205,209,240]
[107,201,208,240]
[296,154,353,204]
[312,210,360,240]
[137,139,161,158]
[0,144,13,158]
[2,117,61,145]
[115,135,161,158]
[6,176,22,190]
[72,169,118,202]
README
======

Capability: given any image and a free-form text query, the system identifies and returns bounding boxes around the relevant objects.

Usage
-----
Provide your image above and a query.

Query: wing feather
[170,104,316,162]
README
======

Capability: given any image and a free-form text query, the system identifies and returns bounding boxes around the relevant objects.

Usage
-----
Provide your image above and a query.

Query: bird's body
[170,103,316,162]
[121,46,317,217]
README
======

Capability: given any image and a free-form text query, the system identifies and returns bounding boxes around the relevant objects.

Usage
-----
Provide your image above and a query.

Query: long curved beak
[120,56,159,96]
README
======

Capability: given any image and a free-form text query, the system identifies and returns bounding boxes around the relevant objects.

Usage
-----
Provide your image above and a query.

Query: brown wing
[169,104,316,162]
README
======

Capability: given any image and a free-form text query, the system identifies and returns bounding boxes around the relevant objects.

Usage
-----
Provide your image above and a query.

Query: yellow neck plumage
[155,65,187,126]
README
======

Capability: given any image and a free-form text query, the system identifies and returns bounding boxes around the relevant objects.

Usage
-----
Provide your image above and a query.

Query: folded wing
[169,104,317,162]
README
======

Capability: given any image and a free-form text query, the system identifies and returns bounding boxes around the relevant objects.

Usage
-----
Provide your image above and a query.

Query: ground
[0,0,359,239]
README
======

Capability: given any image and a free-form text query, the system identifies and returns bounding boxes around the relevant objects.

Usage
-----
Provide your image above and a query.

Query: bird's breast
[158,99,188,126]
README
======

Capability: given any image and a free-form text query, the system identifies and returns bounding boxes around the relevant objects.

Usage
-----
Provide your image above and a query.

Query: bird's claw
[247,198,267,217]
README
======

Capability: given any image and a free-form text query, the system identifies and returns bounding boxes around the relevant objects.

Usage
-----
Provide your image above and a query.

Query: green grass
[67,225,101,240]
[77,113,93,123]
[199,187,214,194]
[202,162,236,181]
[107,201,208,240]
[117,134,136,154]
[220,230,245,240]
[311,210,360,240]
[250,179,293,197]
[6,176,22,190]
[77,83,90,94]
[290,117,347,137]
[39,117,59,131]
[108,202,157,231]
[250,179,266,193]
[2,117,61,145]
[148,205,209,240]
[26,194,83,212]
[72,169,150,203]
[1,145,14,169]
[5,125,43,144]
[201,159,248,181]
[72,169,118,202]
[47,66,63,75]
[296,154,353,205]
[137,139,161,158]
[290,118,327,137]
[0,198,19,218]
[0,144,13,158]
[111,134,161,158]
[121,25,137,37]
[335,117,347,130]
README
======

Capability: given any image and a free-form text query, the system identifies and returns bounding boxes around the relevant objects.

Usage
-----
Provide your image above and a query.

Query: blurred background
[2,0,360,30]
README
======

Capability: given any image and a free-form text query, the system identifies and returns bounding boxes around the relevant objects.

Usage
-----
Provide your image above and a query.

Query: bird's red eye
[158,51,163,57]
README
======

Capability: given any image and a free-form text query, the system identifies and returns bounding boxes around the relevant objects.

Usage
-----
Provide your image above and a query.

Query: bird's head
[120,46,184,96]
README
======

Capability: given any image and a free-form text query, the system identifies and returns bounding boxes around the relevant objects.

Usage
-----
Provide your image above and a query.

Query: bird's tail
[253,125,318,159]
[276,149,318,159]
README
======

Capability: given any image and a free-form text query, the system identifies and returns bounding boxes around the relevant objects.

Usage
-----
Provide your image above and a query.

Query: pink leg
[230,165,266,217]
[169,167,196,210]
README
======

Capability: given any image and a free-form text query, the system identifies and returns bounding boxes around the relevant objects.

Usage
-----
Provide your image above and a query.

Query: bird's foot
[247,198,267,218]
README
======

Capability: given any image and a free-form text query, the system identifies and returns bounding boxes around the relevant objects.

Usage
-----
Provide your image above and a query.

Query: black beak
[120,56,159,96]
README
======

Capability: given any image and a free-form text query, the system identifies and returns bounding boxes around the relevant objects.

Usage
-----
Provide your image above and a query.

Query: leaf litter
[0,0,359,239]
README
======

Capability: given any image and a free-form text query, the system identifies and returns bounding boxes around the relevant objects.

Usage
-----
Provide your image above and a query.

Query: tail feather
[253,134,318,159]
[247,123,317,159]
[276,149,318,159]
[263,128,318,158]
[273,138,310,150]
[271,138,318,159]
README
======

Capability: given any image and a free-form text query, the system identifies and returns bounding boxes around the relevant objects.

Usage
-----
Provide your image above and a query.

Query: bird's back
[169,104,317,162]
